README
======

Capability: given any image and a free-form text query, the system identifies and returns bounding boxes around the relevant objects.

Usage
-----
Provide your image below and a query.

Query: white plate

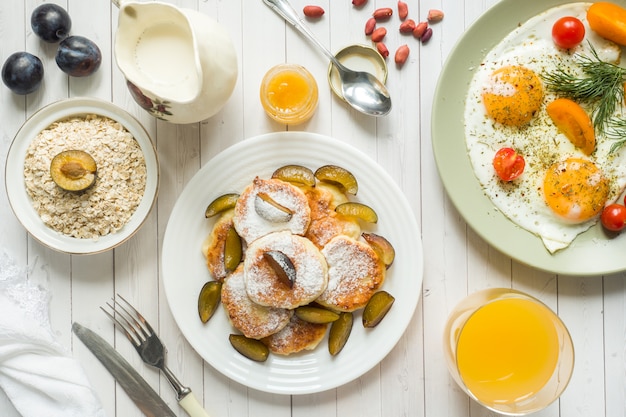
[432,0,626,276]
[162,132,423,394]
[5,97,159,255]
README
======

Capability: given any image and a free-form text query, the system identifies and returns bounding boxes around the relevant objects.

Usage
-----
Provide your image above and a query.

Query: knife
[72,322,177,417]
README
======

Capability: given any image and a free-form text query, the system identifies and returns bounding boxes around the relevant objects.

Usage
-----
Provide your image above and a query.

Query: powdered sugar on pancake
[318,235,385,312]
[234,177,311,244]
[244,231,328,309]
[221,266,292,339]
[261,315,328,355]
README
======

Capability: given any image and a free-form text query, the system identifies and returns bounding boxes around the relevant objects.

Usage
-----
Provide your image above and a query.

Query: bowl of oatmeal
[5,97,159,254]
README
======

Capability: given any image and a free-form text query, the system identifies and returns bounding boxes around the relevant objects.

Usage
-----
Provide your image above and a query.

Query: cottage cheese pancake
[317,235,385,312]
[234,177,311,244]
[261,315,328,355]
[244,231,328,310]
[303,183,361,248]
[202,209,235,281]
[221,265,292,339]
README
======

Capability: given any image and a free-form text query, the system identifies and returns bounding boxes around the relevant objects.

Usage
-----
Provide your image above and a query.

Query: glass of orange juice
[443,288,574,415]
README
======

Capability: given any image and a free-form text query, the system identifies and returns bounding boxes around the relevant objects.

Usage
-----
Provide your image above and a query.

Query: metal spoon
[263,0,392,116]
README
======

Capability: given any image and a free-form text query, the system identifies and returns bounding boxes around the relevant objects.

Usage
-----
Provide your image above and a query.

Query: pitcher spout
[114,1,238,124]
[116,2,202,102]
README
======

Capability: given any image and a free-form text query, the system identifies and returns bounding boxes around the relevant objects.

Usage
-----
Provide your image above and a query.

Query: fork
[102,294,210,417]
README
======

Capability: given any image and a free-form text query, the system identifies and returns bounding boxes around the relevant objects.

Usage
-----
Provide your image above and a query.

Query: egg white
[464,2,626,253]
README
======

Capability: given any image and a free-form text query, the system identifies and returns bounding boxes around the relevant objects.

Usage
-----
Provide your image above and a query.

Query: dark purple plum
[1,52,44,95]
[31,3,71,43]
[55,36,102,77]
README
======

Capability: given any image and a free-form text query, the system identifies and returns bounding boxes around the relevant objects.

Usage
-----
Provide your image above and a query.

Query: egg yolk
[543,158,609,223]
[482,65,544,127]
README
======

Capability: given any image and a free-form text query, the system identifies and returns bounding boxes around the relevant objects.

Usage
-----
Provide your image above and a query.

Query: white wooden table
[1,1,624,416]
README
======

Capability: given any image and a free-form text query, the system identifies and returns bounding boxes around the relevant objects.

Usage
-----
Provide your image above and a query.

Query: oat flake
[23,114,147,240]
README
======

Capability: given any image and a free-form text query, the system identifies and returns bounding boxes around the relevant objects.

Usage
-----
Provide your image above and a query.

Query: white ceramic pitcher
[113,0,238,124]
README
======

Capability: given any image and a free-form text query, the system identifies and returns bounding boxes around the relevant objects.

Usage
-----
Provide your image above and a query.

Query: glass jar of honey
[260,64,318,125]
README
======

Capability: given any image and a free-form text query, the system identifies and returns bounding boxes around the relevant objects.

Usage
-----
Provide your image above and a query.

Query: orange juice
[456,298,560,405]
[260,64,318,124]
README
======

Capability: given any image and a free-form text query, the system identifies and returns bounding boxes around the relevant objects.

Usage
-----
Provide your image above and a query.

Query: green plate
[432,0,626,276]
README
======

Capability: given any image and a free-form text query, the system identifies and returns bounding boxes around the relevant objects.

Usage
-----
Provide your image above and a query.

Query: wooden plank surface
[0,1,624,416]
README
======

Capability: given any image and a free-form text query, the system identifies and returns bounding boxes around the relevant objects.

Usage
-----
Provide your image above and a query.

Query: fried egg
[464,2,626,253]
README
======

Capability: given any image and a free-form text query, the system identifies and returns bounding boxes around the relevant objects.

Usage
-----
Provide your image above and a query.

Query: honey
[260,64,318,125]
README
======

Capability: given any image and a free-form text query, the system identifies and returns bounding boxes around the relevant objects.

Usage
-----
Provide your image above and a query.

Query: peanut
[394,44,410,65]
[303,5,325,18]
[399,19,416,33]
[421,27,433,43]
[376,42,389,58]
[427,9,444,22]
[352,0,367,6]
[372,7,393,20]
[365,17,376,35]
[397,1,409,20]
[371,27,387,42]
[412,21,428,38]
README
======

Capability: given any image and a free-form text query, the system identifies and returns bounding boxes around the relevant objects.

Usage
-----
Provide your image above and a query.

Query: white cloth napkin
[0,250,106,417]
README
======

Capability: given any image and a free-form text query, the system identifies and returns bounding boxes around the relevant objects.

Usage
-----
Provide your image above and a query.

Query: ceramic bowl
[5,97,159,254]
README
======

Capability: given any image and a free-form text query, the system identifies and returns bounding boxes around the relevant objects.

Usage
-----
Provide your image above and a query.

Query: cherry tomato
[552,16,585,49]
[601,204,626,232]
[493,147,525,181]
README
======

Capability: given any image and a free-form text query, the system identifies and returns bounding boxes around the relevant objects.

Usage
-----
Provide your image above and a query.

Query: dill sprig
[606,117,626,154]
[542,43,626,134]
